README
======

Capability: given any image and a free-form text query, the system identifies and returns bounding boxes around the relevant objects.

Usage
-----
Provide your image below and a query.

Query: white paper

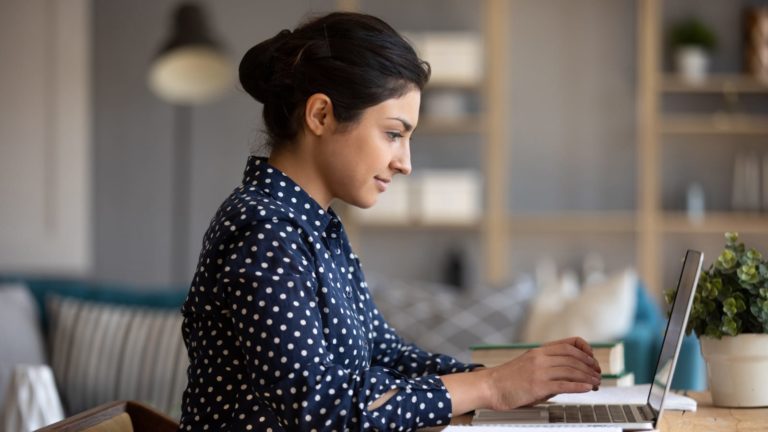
[549,384,697,412]
[443,427,622,431]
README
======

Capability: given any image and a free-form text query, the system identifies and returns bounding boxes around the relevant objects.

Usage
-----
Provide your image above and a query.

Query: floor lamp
[148,2,233,284]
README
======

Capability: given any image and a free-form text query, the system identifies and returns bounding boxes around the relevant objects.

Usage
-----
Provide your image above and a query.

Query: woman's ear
[304,93,335,136]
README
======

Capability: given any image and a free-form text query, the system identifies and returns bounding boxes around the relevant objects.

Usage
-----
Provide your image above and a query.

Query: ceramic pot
[675,46,710,84]
[700,334,768,407]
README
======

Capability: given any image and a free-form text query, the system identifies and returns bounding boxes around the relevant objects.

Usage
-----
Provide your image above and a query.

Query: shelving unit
[661,212,768,234]
[508,213,637,234]
[661,115,768,135]
[337,0,768,297]
[661,74,768,94]
[639,0,768,299]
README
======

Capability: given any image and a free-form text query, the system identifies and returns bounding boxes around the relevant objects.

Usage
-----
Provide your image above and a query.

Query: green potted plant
[666,232,768,407]
[668,17,717,84]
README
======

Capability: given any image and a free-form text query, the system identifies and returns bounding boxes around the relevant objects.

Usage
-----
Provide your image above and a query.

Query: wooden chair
[36,400,178,432]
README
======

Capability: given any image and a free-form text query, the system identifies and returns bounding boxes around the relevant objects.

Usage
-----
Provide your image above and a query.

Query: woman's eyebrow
[386,116,413,132]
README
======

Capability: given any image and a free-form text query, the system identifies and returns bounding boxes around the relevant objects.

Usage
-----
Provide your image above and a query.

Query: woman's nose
[391,141,412,176]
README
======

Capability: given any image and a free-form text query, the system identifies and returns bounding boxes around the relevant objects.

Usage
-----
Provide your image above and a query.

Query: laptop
[473,249,703,429]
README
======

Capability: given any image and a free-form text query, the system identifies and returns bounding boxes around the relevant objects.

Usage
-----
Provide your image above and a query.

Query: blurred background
[2,0,768,423]
[3,0,767,298]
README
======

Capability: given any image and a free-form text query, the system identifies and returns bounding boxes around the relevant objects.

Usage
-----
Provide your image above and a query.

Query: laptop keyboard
[549,404,654,423]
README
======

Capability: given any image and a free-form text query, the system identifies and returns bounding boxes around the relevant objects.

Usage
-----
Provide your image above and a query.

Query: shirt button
[344,286,353,298]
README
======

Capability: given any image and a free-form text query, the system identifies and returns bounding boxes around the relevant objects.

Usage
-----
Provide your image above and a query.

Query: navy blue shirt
[179,156,479,431]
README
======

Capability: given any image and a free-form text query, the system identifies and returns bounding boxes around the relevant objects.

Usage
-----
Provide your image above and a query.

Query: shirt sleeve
[220,216,455,431]
[367,299,483,377]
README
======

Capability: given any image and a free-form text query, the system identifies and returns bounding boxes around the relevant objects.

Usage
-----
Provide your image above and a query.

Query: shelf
[661,74,768,94]
[356,219,481,231]
[508,212,636,233]
[661,212,768,233]
[417,115,485,134]
[660,114,768,135]
[358,212,639,233]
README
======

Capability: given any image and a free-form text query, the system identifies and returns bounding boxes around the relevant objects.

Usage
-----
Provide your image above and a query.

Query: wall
[0,0,91,274]
[89,0,767,289]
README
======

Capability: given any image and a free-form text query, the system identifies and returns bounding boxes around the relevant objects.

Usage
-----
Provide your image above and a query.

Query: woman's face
[317,89,420,209]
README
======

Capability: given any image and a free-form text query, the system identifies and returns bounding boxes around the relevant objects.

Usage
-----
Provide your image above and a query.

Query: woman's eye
[386,131,403,141]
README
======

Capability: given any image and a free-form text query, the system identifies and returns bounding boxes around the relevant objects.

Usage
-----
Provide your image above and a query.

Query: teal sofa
[0,274,707,417]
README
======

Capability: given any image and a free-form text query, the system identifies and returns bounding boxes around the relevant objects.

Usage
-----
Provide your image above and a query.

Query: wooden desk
[658,391,768,432]
[445,392,768,431]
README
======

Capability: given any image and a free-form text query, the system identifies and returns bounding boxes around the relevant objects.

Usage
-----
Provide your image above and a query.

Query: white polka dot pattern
[178,157,478,431]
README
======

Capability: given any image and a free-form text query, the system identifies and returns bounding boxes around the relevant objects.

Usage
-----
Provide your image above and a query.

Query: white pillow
[522,269,638,343]
[0,284,47,411]
[0,364,64,432]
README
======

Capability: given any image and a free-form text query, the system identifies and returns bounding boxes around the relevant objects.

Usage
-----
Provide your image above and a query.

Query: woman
[179,11,601,431]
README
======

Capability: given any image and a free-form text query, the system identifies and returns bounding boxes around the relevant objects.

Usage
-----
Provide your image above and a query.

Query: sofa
[0,273,706,427]
[0,276,189,426]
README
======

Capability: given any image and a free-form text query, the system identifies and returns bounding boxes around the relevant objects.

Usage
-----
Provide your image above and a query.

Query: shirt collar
[242,156,337,232]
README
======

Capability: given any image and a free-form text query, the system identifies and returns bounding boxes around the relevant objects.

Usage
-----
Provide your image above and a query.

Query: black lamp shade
[148,2,233,105]
[157,3,221,55]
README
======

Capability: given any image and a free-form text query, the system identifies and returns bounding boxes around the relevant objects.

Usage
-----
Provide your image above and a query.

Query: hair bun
[239,29,293,103]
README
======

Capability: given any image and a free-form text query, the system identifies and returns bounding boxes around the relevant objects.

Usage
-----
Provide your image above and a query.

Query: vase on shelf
[674,46,710,84]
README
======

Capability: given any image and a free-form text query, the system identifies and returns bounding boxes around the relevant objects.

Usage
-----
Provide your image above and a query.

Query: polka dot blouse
[179,156,480,431]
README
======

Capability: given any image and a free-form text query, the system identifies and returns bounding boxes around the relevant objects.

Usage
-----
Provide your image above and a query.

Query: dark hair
[239,12,430,149]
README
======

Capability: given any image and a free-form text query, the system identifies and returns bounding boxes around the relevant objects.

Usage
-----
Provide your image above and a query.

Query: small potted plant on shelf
[668,17,717,84]
[666,232,768,407]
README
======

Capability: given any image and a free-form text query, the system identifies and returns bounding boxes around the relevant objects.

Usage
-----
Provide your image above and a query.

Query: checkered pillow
[369,276,535,363]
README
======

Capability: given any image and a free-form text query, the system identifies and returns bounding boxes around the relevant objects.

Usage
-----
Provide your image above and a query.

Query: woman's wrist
[440,367,496,415]
[474,367,495,411]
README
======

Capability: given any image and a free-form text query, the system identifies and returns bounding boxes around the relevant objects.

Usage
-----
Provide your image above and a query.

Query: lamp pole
[171,104,192,284]
[148,2,233,285]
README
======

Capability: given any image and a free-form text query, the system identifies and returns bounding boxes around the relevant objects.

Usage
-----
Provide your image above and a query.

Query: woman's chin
[348,195,378,209]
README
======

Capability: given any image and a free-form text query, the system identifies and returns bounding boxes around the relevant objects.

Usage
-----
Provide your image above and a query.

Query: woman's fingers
[544,365,601,386]
[537,343,602,375]
[551,380,595,395]
[543,336,591,352]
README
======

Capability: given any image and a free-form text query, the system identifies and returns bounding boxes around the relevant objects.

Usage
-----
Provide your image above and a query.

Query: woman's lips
[374,176,390,192]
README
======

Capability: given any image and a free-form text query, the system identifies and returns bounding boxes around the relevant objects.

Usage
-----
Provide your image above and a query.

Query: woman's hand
[482,336,602,411]
[441,336,601,415]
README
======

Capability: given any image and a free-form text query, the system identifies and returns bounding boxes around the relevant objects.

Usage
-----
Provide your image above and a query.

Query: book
[600,371,634,387]
[470,341,625,375]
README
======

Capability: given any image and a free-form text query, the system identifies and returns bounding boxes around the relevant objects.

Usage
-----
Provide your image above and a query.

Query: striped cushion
[46,296,187,418]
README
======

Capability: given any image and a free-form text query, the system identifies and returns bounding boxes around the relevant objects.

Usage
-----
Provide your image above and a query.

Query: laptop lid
[646,249,703,427]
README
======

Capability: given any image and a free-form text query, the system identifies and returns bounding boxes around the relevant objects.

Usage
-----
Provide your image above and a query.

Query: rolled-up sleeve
[221,218,455,430]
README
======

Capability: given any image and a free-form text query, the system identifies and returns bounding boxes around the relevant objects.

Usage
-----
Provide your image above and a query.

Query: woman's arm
[441,337,602,415]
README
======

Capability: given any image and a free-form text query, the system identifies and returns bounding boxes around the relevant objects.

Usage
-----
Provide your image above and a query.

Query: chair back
[36,401,178,432]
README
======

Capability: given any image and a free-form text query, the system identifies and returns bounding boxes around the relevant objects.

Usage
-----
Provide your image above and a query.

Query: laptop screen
[647,250,703,414]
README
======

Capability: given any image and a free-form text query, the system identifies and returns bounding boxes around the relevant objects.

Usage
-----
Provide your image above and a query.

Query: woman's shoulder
[211,185,317,240]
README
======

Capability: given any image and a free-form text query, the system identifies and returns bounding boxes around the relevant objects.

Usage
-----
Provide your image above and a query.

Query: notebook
[472,249,703,429]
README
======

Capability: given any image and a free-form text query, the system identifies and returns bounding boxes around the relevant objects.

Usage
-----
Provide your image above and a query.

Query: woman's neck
[268,146,332,210]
